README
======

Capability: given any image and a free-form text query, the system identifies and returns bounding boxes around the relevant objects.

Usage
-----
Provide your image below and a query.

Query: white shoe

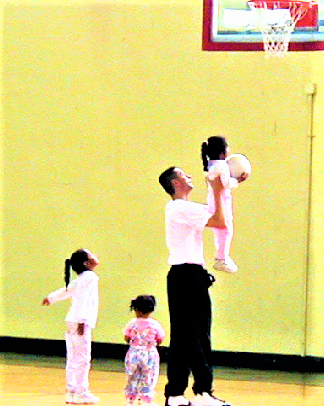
[73,392,99,404]
[191,392,232,406]
[66,392,75,404]
[213,258,238,273]
[167,395,191,406]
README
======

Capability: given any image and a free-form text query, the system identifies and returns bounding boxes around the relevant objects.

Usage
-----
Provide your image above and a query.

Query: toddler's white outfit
[206,160,238,273]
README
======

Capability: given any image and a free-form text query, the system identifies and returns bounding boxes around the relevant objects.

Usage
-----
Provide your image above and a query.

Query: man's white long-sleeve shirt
[48,270,99,329]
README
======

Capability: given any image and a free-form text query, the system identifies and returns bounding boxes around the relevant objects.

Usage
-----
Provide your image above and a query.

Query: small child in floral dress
[124,295,165,406]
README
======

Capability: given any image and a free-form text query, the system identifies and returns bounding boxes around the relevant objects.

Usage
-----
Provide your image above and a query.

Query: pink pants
[208,188,233,259]
[65,322,92,394]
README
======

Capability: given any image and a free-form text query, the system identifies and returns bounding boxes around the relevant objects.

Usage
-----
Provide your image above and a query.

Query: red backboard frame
[202,0,324,51]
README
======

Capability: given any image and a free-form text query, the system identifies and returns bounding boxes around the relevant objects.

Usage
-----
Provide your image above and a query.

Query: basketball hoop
[247,0,316,57]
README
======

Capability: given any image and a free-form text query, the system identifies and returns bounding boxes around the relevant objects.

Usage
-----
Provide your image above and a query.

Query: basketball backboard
[202,0,324,51]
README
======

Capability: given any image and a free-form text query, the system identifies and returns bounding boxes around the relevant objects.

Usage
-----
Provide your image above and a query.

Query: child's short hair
[130,295,156,314]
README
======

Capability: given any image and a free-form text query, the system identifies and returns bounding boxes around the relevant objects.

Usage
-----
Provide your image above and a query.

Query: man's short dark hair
[159,166,178,196]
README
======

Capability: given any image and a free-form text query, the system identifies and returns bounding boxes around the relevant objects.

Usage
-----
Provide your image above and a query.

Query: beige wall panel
[1,1,318,356]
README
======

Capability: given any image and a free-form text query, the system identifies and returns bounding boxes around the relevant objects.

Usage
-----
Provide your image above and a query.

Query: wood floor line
[2,357,324,406]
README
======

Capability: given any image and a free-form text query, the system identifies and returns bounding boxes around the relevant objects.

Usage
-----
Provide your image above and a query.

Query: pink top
[124,317,165,348]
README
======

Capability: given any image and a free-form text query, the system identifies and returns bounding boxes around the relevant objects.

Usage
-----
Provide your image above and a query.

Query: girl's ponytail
[65,259,71,289]
[201,141,209,172]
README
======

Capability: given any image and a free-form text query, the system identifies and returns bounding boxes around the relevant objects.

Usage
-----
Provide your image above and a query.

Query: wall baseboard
[1,336,324,372]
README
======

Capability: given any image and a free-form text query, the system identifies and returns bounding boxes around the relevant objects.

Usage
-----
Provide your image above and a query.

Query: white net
[248,1,311,57]
[261,22,294,56]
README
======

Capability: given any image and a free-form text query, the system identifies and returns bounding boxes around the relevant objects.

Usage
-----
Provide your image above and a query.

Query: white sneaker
[167,395,191,406]
[213,258,238,273]
[66,392,75,404]
[73,392,99,404]
[192,392,232,406]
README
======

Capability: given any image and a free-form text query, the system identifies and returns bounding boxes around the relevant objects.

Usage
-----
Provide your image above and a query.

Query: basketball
[225,154,252,180]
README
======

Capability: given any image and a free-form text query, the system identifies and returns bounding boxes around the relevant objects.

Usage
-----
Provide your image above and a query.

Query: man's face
[173,168,194,192]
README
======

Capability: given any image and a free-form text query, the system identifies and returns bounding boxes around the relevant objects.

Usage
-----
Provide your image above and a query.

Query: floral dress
[124,317,165,402]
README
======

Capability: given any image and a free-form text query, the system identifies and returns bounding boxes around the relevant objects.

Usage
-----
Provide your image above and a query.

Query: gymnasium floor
[2,352,324,406]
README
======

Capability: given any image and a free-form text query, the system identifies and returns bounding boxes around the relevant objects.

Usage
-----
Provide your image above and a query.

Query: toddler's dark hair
[201,136,228,171]
[64,248,89,288]
[130,295,156,314]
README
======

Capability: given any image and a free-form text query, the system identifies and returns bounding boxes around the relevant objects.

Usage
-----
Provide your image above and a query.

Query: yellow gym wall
[306,53,324,356]
[1,0,324,358]
[0,4,3,337]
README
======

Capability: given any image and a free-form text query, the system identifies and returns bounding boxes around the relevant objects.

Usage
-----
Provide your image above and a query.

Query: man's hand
[207,174,224,191]
[206,175,226,229]
[77,323,85,336]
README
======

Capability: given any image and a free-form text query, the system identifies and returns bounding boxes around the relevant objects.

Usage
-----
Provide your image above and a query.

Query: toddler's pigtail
[130,295,156,314]
[130,298,136,311]
[150,295,156,308]
[65,259,71,289]
[201,141,209,172]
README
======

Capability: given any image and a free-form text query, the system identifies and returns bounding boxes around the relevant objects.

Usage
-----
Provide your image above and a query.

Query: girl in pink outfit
[42,248,99,405]
[201,137,247,274]
[124,295,165,406]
